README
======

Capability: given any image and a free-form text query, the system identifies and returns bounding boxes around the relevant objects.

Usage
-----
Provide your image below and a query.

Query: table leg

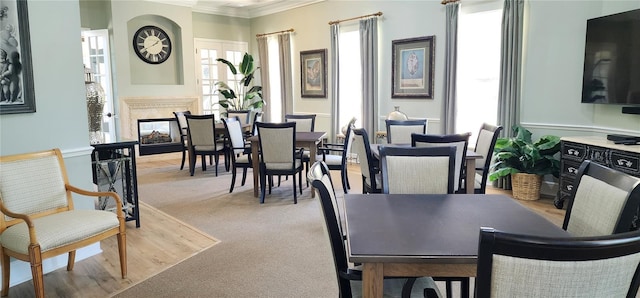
[465,159,476,194]
[363,263,384,298]
[251,141,260,198]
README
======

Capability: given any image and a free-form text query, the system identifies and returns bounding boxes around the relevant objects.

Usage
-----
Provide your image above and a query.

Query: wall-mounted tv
[581,8,640,105]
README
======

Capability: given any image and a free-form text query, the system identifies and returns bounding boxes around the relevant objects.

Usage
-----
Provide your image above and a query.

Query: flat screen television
[581,8,640,105]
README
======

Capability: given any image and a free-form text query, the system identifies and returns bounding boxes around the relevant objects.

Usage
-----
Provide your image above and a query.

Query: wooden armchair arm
[66,184,125,218]
[0,202,38,245]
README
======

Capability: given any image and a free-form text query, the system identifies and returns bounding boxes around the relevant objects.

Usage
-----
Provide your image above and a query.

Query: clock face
[133,25,172,64]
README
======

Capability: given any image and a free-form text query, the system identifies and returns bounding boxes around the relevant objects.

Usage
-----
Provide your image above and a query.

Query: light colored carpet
[113,155,340,297]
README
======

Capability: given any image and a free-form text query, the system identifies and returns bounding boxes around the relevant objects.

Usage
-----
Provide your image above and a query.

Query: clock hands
[141,39,160,52]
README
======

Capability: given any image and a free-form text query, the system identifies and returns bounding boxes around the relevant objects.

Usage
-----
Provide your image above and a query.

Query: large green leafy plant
[489,125,561,181]
[215,53,264,112]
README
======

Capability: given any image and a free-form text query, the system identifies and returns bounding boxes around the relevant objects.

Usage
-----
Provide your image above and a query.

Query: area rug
[112,155,338,297]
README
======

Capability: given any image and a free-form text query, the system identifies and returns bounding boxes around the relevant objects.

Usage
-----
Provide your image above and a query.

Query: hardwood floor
[4,201,218,298]
[4,157,565,297]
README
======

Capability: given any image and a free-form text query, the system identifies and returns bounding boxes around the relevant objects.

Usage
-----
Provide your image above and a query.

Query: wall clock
[132,25,172,64]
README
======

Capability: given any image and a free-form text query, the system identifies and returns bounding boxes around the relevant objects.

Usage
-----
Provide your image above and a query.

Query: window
[338,26,362,129]
[267,36,282,121]
[456,8,502,147]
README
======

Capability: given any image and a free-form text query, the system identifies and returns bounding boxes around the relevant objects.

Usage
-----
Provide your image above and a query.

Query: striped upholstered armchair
[0,148,127,298]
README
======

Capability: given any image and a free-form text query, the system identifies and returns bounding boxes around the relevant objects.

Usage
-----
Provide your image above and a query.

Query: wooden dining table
[247,131,327,198]
[344,193,569,298]
[370,144,482,194]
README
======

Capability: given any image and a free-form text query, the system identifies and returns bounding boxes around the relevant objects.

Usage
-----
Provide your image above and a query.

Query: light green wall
[0,0,102,286]
[192,12,251,42]
[79,0,110,29]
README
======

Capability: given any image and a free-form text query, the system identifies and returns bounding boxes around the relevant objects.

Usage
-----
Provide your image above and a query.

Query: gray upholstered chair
[317,123,356,194]
[222,117,253,193]
[173,110,191,170]
[185,114,228,176]
[411,132,471,193]
[256,121,304,204]
[563,160,640,236]
[385,119,427,144]
[227,110,251,124]
[308,161,442,298]
[351,128,381,194]
[379,146,456,195]
[476,227,640,298]
[0,148,127,298]
[471,123,503,193]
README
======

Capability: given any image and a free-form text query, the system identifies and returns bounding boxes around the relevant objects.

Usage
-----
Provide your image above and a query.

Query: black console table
[556,136,640,211]
[91,141,140,227]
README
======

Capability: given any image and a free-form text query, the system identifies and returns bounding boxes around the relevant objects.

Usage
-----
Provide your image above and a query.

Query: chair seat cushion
[0,209,120,254]
[194,143,225,151]
[264,160,302,170]
[318,154,342,166]
[235,154,250,164]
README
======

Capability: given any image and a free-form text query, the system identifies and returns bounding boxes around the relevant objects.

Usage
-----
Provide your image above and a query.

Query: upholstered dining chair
[0,148,127,298]
[351,128,382,194]
[317,123,356,194]
[256,121,304,204]
[227,110,251,124]
[470,123,503,194]
[308,161,442,298]
[385,119,427,144]
[250,111,263,137]
[173,110,191,170]
[184,114,228,176]
[411,132,471,193]
[476,227,640,298]
[284,113,317,186]
[379,146,456,195]
[222,117,253,193]
[563,160,640,236]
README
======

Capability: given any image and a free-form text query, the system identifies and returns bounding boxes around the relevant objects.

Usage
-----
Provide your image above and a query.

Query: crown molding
[146,0,325,19]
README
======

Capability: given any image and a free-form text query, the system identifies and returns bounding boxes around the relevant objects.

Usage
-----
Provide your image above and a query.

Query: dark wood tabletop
[344,193,569,297]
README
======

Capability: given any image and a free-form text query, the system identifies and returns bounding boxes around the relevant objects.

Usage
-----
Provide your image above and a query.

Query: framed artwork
[300,49,327,98]
[391,36,435,99]
[0,0,35,114]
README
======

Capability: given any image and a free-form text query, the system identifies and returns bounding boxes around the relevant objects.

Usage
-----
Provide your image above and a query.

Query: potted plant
[215,52,264,115]
[489,125,561,200]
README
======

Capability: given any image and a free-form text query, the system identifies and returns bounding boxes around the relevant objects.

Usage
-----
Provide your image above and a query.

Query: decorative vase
[85,66,105,144]
[511,173,542,201]
[386,106,408,120]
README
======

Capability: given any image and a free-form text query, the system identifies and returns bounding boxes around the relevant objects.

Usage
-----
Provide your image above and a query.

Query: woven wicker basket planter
[511,173,542,201]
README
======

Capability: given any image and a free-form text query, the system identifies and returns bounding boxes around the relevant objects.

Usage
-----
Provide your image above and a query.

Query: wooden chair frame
[173,110,191,170]
[0,149,127,298]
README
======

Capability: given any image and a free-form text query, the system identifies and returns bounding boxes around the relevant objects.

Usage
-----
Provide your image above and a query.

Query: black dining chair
[563,160,640,236]
[256,121,304,204]
[411,132,471,193]
[476,227,640,298]
[222,116,253,193]
[385,119,427,144]
[184,114,228,176]
[317,123,356,194]
[308,161,442,298]
[173,110,191,170]
[351,128,382,194]
[379,146,456,195]
[469,123,503,194]
[284,113,317,186]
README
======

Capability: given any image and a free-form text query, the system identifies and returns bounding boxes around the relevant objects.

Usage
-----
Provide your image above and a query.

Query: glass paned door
[81,29,116,142]
[194,39,247,118]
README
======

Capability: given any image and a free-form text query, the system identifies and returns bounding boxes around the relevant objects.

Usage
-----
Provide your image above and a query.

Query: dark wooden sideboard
[556,136,640,211]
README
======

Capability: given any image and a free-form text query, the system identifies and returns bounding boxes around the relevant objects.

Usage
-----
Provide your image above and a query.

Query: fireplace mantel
[119,96,198,141]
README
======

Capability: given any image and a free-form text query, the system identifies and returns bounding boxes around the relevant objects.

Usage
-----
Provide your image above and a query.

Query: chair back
[308,161,352,297]
[474,123,503,193]
[256,122,297,169]
[412,132,471,192]
[222,116,246,156]
[227,110,250,124]
[342,123,356,168]
[563,160,640,236]
[251,111,264,136]
[0,149,72,227]
[184,114,219,149]
[285,114,316,132]
[385,119,427,144]
[476,227,640,298]
[379,146,456,194]
[173,110,191,142]
[351,128,379,193]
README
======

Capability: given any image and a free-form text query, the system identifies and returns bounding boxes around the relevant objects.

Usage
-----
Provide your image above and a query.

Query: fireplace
[119,96,198,141]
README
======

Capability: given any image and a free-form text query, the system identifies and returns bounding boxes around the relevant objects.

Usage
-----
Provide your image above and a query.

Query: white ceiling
[146,0,324,18]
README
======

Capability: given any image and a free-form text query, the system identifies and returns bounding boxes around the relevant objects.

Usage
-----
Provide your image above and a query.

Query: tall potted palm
[215,53,264,115]
[489,125,561,200]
